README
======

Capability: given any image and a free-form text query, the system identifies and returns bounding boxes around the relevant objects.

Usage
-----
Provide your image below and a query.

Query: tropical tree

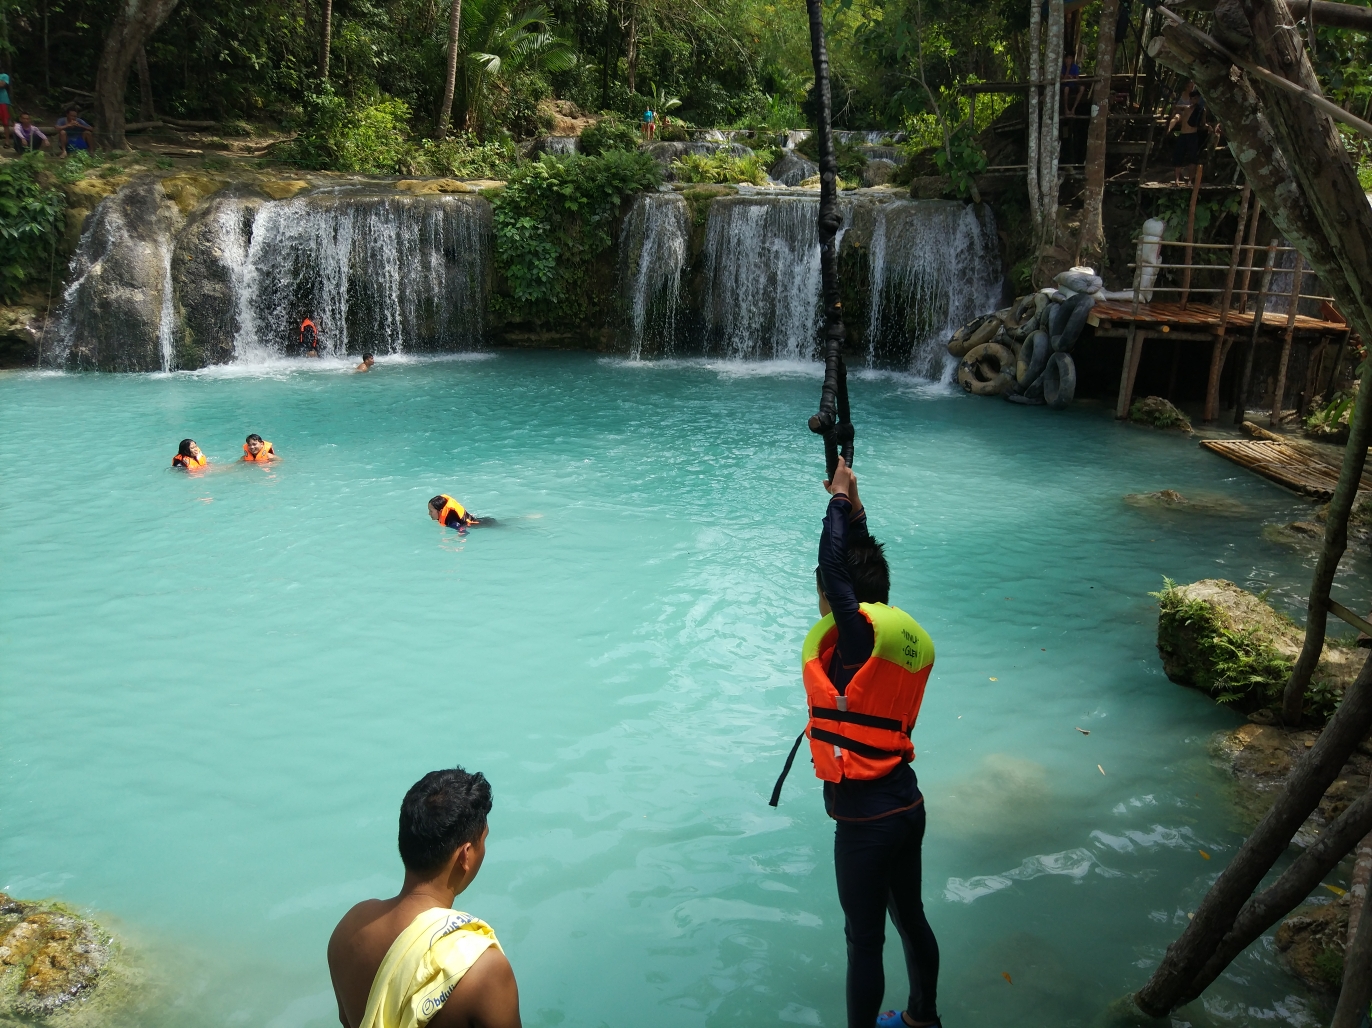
[458,0,576,132]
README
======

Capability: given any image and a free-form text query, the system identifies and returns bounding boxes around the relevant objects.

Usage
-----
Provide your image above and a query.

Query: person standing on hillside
[0,74,12,145]
[773,456,940,1028]
[1167,81,1206,186]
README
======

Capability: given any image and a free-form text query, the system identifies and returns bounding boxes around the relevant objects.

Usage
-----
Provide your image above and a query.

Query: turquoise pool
[0,353,1359,1028]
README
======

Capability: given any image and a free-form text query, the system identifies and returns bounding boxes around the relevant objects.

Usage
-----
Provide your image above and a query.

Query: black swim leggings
[834,802,940,1028]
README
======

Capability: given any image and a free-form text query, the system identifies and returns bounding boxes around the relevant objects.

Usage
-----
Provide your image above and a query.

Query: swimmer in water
[172,439,207,470]
[355,353,375,372]
[429,494,481,530]
[242,433,277,462]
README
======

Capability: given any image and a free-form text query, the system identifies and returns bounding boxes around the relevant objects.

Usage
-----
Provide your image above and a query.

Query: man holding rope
[804,456,940,1028]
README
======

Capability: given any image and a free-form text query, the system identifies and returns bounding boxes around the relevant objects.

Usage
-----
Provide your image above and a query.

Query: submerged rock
[1128,395,1192,432]
[1123,489,1246,515]
[1262,520,1325,549]
[0,895,110,1018]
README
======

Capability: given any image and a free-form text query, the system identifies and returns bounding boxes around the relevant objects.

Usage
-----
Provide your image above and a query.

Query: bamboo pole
[1179,162,1206,308]
[1237,199,1263,312]
[1117,257,1147,418]
[1270,254,1305,426]
[1235,239,1279,425]
[1027,0,1042,238]
[1205,185,1252,421]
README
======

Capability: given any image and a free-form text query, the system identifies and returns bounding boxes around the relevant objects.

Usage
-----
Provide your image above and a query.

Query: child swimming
[172,439,207,470]
[242,434,277,462]
[428,495,483,530]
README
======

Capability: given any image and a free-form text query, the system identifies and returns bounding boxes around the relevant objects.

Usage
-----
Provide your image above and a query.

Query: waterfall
[156,245,176,372]
[224,192,489,360]
[701,195,848,361]
[618,193,690,359]
[864,200,1002,379]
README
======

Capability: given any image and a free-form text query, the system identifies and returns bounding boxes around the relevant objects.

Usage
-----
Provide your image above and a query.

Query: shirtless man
[355,353,375,372]
[328,768,521,1028]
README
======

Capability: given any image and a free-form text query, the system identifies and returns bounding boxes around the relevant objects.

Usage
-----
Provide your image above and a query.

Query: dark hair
[398,768,492,873]
[429,495,448,510]
[178,438,196,457]
[245,433,262,445]
[816,537,891,606]
[65,106,79,116]
[362,353,374,361]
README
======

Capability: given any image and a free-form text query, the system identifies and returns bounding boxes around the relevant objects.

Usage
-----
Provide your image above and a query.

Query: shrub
[671,148,774,186]
[795,132,867,181]
[493,149,662,322]
[0,154,65,303]
[934,124,988,200]
[1306,390,1355,441]
[402,135,518,179]
[657,122,690,142]
[283,89,412,174]
[578,116,641,156]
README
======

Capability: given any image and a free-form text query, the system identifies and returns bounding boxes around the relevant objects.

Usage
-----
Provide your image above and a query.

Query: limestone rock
[1123,490,1246,515]
[1128,395,1192,432]
[860,158,897,187]
[1275,899,1347,991]
[171,191,262,370]
[769,151,818,187]
[257,178,310,200]
[395,178,476,194]
[0,894,111,1018]
[0,306,45,368]
[1155,579,1361,714]
[158,172,227,215]
[61,175,184,372]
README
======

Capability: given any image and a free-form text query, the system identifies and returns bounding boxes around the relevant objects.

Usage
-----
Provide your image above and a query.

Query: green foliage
[1358,165,1372,192]
[0,155,65,303]
[1154,579,1294,709]
[933,124,986,199]
[402,135,518,178]
[492,150,662,322]
[1306,391,1355,439]
[671,149,772,185]
[1312,945,1345,986]
[284,89,413,173]
[578,117,641,156]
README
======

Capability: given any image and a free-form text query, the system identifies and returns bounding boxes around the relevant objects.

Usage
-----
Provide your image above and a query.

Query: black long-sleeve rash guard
[816,493,920,821]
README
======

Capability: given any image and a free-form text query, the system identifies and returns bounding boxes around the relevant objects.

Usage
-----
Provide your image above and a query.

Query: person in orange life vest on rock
[300,318,321,357]
[801,455,940,1028]
[242,433,276,461]
[428,494,480,530]
[172,438,208,470]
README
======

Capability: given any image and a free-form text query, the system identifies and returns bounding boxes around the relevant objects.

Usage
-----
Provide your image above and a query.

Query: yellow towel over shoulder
[359,908,502,1028]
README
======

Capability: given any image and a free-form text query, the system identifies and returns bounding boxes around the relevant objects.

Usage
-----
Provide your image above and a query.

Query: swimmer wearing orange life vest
[428,494,481,530]
[300,318,321,358]
[242,434,277,462]
[769,456,940,1028]
[172,438,208,470]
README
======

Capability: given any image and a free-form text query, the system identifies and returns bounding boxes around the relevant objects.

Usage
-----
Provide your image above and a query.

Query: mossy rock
[1129,395,1192,432]
[1276,899,1347,991]
[1124,489,1245,515]
[395,178,476,194]
[256,178,311,200]
[1154,578,1360,717]
[1262,520,1324,549]
[158,172,227,215]
[680,183,736,227]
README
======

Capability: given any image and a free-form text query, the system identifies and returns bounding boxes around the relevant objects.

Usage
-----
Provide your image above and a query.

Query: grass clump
[578,117,641,156]
[492,149,661,323]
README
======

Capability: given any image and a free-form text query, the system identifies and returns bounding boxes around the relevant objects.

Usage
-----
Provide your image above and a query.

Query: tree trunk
[93,0,181,151]
[1027,0,1042,240]
[1134,651,1372,1015]
[435,0,463,138]
[804,0,852,478]
[1079,0,1119,264]
[136,45,155,121]
[1334,873,1372,1028]
[1350,830,1372,947]
[1038,0,1064,264]
[319,0,333,81]
[1176,778,1372,1003]
[626,7,637,95]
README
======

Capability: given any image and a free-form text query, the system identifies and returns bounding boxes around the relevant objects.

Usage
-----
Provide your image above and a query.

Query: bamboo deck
[1093,300,1345,335]
[1199,439,1372,498]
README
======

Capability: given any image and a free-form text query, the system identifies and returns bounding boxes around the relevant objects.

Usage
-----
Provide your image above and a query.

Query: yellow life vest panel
[437,494,467,526]
[243,440,275,461]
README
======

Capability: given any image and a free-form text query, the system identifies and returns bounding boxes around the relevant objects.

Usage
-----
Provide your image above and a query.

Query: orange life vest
[243,441,275,461]
[801,604,935,783]
[300,319,318,346]
[173,453,207,469]
[436,495,468,526]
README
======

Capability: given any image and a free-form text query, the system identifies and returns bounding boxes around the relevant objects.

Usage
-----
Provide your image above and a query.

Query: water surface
[0,353,1361,1028]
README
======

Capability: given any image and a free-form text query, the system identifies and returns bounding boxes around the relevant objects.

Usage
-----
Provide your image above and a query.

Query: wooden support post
[1237,199,1262,312]
[1179,160,1206,308]
[1235,239,1279,426]
[1302,334,1329,414]
[1328,328,1353,397]
[1270,254,1305,427]
[1203,185,1251,422]
[1117,249,1147,418]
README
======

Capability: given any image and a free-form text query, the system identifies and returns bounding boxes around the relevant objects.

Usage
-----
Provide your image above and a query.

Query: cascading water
[701,194,848,361]
[617,193,690,360]
[864,200,1002,379]
[223,191,489,360]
